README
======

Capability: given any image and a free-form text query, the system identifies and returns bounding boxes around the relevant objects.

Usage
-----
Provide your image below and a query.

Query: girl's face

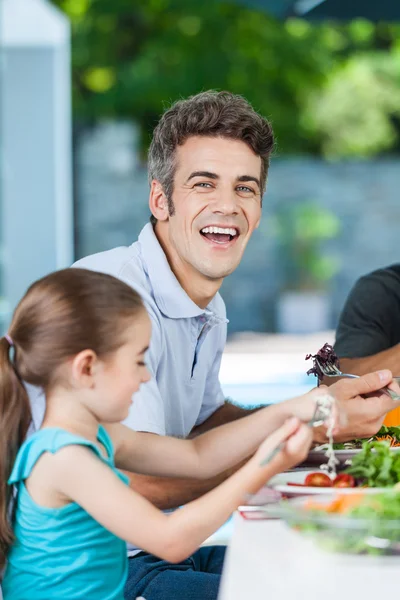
[90,311,152,423]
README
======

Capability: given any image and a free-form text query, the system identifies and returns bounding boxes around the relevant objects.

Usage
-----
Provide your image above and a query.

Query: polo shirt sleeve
[194,327,226,427]
[122,310,166,436]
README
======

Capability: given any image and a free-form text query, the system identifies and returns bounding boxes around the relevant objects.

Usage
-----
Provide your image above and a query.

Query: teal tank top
[2,426,129,600]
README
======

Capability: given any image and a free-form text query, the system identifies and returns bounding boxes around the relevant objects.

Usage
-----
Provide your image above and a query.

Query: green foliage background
[51,0,400,158]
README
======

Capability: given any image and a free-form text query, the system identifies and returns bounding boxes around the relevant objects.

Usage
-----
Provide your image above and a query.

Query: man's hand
[314,369,400,442]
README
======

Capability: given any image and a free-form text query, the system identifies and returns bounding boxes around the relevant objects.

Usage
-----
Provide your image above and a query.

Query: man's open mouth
[200,226,239,245]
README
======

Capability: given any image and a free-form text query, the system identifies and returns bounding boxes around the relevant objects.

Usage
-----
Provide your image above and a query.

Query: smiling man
[71,91,272,600]
[58,92,397,599]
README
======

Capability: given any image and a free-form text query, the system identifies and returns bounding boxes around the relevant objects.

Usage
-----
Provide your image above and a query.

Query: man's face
[161,136,263,281]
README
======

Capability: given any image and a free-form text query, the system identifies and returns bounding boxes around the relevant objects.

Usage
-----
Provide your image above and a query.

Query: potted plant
[273,200,340,334]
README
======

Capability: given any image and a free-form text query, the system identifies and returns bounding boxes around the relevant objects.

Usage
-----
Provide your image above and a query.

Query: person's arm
[131,403,261,509]
[338,346,400,377]
[112,396,314,509]
[124,402,261,509]
[123,468,241,509]
[188,401,263,437]
[51,418,312,564]
[109,393,317,484]
[122,403,262,510]
[111,370,400,504]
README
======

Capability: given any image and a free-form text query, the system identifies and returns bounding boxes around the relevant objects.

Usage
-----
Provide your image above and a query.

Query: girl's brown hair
[0,268,144,568]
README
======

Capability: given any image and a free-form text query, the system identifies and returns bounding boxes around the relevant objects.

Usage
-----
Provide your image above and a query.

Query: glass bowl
[271,492,400,556]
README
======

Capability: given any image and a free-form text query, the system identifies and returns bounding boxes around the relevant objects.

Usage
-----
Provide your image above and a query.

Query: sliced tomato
[332,474,356,488]
[304,472,332,487]
[287,482,305,487]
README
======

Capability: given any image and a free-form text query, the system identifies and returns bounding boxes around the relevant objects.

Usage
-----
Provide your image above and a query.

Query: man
[74,91,270,600]
[334,264,400,425]
[29,92,400,600]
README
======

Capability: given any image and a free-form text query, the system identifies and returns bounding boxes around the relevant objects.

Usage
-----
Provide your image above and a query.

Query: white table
[219,514,400,600]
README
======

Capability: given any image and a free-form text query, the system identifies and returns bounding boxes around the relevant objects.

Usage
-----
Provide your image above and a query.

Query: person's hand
[253,417,313,475]
[314,369,400,443]
[284,386,340,433]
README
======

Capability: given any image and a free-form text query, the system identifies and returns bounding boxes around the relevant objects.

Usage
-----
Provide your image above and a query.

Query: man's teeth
[201,226,237,236]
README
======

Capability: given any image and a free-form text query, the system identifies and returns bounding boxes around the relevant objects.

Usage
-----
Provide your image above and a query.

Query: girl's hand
[252,417,313,475]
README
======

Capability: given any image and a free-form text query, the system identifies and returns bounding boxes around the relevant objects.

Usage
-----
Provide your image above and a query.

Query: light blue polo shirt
[30,224,227,436]
[74,223,228,437]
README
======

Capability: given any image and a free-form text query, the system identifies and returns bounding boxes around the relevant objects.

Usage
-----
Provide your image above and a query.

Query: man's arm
[188,401,263,437]
[338,346,400,377]
[125,466,243,510]
[125,401,259,509]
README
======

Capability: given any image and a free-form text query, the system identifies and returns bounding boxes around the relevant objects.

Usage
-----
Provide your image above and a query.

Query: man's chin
[199,262,240,281]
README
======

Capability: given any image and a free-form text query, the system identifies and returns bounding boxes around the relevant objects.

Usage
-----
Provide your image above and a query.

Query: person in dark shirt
[334,264,400,425]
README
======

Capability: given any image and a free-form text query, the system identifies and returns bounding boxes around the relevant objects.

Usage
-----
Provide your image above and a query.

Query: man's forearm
[124,460,247,510]
[339,345,400,376]
[188,401,264,437]
[124,402,258,508]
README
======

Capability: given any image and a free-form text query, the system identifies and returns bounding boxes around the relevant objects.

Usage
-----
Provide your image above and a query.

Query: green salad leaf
[345,440,400,487]
[332,425,400,450]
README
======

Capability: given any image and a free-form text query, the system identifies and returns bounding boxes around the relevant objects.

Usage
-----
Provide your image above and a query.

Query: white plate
[268,469,389,497]
[306,445,400,466]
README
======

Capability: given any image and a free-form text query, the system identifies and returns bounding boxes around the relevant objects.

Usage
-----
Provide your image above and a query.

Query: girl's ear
[71,350,98,388]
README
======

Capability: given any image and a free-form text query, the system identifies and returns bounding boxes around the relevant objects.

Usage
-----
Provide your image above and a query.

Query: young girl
[0,268,322,599]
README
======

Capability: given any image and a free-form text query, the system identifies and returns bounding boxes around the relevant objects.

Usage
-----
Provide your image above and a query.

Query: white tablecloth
[219,514,400,600]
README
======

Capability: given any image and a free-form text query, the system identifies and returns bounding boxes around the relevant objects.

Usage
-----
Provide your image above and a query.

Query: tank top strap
[8,427,112,485]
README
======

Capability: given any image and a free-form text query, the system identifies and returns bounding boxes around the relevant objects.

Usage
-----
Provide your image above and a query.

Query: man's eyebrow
[186,171,219,182]
[237,175,261,189]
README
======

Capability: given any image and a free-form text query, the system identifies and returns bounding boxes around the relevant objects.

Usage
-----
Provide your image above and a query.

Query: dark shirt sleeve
[334,268,400,359]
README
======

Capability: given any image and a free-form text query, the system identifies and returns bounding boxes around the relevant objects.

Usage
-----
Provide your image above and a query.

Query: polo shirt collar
[138,224,225,321]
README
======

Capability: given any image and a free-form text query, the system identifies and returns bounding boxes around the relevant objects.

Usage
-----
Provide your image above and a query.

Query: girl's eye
[137,361,146,367]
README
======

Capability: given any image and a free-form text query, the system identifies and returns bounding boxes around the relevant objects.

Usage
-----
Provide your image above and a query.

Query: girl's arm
[109,369,399,478]
[51,418,311,563]
[106,388,320,479]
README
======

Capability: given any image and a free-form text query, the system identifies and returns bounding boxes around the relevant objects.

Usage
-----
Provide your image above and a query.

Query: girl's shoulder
[9,426,113,485]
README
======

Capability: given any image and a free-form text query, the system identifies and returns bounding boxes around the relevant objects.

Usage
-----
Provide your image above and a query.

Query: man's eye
[237,186,254,193]
[195,182,213,188]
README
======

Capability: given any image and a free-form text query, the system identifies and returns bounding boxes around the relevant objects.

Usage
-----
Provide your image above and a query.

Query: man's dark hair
[148,91,275,224]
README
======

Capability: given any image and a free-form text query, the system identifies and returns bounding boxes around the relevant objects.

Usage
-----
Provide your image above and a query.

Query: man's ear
[149,180,169,222]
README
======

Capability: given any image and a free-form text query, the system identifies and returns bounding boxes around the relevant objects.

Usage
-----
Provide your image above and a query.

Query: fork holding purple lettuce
[305,343,340,383]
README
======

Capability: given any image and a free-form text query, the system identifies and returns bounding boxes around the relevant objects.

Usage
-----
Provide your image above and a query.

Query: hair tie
[5,334,13,346]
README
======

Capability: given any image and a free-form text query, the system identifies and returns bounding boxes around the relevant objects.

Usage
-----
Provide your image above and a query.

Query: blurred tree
[50,0,329,154]
[272,200,341,291]
[302,48,400,157]
[51,0,400,157]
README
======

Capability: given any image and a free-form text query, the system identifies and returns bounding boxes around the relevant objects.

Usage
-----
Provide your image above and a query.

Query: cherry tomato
[304,472,332,487]
[332,474,356,488]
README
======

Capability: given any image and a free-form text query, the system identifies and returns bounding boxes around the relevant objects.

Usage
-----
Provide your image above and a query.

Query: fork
[315,357,400,401]
[259,399,332,467]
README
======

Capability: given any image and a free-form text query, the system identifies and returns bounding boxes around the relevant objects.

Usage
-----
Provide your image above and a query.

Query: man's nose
[211,189,239,215]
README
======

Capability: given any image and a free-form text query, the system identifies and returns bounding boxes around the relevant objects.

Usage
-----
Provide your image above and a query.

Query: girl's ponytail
[0,336,31,570]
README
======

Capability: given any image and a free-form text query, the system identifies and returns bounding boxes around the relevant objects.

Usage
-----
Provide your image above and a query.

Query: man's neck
[154,224,222,309]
